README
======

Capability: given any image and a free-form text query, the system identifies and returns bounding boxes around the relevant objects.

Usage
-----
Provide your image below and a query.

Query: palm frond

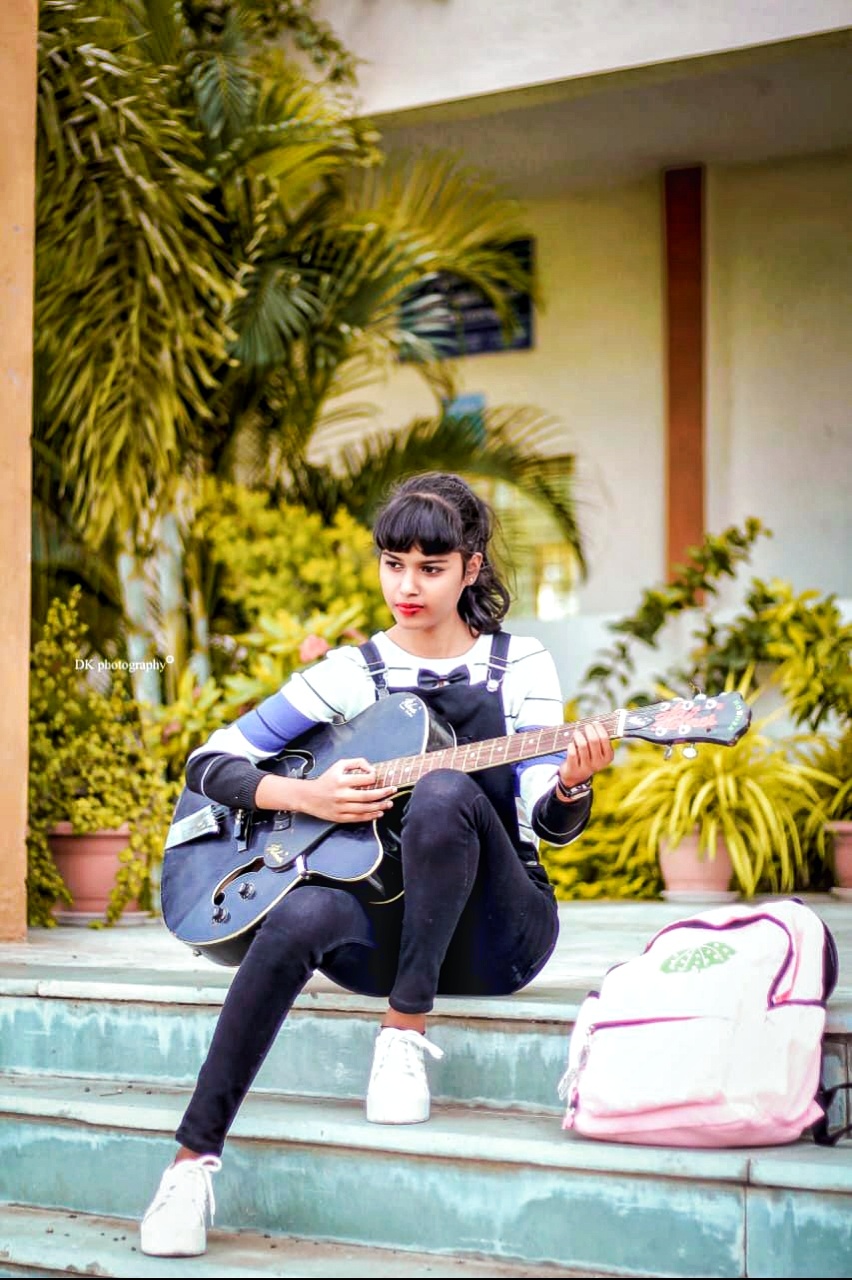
[276,407,586,573]
[36,8,236,543]
[229,253,324,366]
[189,26,256,146]
[344,152,537,329]
[119,0,188,67]
[211,53,370,191]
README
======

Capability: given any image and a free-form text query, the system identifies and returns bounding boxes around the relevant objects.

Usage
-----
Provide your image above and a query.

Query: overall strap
[485,629,511,693]
[358,640,389,699]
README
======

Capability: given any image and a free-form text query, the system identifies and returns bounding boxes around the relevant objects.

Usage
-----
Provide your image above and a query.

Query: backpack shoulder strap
[358,639,389,700]
[813,1082,852,1146]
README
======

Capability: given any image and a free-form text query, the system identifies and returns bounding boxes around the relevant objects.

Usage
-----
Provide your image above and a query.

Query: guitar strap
[358,631,512,699]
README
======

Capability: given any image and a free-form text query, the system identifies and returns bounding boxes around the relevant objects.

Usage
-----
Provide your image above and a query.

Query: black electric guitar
[160,691,751,966]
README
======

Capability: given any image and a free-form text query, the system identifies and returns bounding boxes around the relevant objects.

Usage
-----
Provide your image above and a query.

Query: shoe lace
[151,1155,222,1225]
[376,1029,444,1081]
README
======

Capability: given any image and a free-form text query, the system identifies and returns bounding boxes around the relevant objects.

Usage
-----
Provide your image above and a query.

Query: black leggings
[175,770,559,1155]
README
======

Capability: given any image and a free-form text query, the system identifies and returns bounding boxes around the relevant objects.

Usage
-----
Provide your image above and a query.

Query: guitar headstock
[620,692,751,748]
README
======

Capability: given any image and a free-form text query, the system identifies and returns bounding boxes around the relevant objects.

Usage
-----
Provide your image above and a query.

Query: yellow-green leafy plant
[809,728,852,823]
[575,536,851,896]
[541,751,663,901]
[27,589,179,926]
[147,600,367,784]
[760,584,852,730]
[760,586,852,877]
[145,483,392,783]
[579,519,770,712]
[196,481,390,640]
[794,726,852,889]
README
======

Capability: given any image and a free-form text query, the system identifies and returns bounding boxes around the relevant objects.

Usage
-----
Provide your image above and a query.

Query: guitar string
[374,697,735,789]
[376,710,622,789]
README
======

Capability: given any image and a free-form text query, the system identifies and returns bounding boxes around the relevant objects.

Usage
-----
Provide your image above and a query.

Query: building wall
[706,149,852,602]
[316,0,852,115]
[314,149,852,690]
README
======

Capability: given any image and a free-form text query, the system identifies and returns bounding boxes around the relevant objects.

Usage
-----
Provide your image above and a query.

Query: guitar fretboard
[375,711,622,789]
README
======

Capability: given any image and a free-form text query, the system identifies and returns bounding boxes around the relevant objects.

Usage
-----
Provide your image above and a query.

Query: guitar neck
[376,710,625,789]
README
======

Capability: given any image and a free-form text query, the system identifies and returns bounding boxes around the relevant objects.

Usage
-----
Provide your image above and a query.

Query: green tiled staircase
[0,904,850,1277]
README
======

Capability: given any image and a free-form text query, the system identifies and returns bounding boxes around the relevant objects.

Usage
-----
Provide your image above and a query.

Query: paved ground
[2,896,849,1026]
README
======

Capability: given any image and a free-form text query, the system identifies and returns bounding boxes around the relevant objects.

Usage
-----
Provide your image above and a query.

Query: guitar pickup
[272,810,292,832]
[164,804,227,850]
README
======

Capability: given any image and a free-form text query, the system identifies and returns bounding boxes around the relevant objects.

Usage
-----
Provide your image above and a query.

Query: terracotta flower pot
[828,820,852,900]
[659,832,738,904]
[47,823,142,924]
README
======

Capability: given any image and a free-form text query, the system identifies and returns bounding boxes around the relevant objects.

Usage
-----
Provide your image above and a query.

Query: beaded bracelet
[555,775,593,803]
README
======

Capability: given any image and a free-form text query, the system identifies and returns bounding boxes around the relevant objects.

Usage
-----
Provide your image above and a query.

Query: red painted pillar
[663,166,705,578]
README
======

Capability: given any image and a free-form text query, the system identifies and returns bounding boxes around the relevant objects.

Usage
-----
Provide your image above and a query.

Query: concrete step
[0,1203,609,1279]
[1,1072,850,1278]
[0,979,571,1114]
[1,970,849,1127]
[1,903,850,1277]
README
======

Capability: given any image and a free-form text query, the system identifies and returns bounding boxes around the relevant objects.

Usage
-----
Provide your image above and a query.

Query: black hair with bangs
[373,472,511,634]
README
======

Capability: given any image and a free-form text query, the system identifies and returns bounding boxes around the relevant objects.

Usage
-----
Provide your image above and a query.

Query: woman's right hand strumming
[255,758,397,823]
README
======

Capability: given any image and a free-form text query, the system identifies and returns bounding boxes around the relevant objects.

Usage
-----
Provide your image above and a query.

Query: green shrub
[541,750,663,901]
[195,479,390,643]
[148,599,367,783]
[28,589,178,926]
[148,486,392,783]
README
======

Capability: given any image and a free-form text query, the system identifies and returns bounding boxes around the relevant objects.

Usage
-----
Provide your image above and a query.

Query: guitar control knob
[682,744,698,760]
[212,905,230,924]
[238,881,256,899]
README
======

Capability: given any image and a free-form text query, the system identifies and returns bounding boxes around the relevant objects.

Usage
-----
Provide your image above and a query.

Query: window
[400,239,534,360]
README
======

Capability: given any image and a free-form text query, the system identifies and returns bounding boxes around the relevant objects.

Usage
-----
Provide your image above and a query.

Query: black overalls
[175,631,560,1156]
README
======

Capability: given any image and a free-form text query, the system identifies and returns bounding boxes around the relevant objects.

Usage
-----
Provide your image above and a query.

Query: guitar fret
[379,710,627,788]
[375,702,731,790]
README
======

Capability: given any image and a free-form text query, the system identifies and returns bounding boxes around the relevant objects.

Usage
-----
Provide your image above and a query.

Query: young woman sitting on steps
[140,471,613,1257]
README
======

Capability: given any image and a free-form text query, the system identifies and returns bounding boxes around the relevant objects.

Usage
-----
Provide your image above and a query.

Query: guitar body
[161,693,454,966]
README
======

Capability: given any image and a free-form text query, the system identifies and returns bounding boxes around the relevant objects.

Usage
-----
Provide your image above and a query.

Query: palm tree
[35,0,584,701]
[34,0,369,693]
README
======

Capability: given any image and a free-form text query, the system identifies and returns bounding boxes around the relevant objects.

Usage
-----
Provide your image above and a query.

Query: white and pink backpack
[559,899,842,1147]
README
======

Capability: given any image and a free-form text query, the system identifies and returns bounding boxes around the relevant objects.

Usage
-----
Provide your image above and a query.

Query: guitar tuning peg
[682,744,698,760]
[664,746,673,761]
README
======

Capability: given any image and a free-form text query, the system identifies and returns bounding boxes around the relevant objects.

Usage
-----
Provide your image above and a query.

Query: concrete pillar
[663,166,705,576]
[0,0,37,939]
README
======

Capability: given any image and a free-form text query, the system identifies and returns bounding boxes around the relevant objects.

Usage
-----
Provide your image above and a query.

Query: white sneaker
[140,1154,222,1257]
[365,1027,444,1124]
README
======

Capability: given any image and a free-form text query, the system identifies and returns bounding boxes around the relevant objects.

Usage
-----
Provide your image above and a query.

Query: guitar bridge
[164,804,227,851]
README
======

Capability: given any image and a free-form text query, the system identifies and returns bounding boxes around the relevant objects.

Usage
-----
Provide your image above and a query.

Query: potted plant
[27,589,178,927]
[606,699,833,901]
